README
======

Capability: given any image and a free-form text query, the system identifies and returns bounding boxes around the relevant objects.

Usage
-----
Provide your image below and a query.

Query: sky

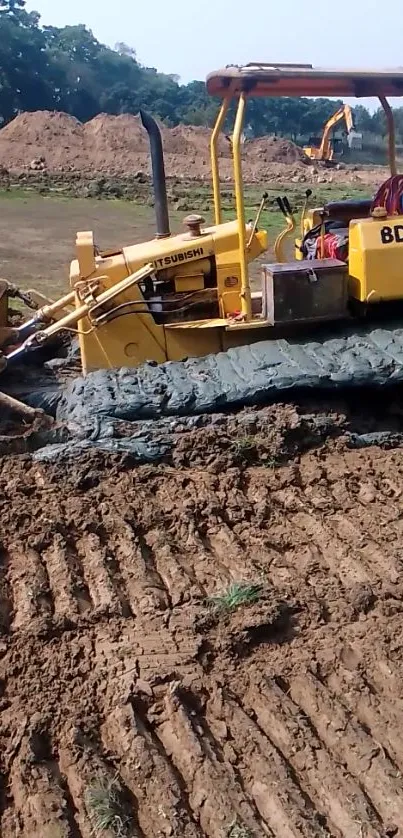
[26,0,403,83]
[25,0,403,112]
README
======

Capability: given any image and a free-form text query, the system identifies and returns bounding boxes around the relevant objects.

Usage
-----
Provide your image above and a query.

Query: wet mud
[1,402,403,836]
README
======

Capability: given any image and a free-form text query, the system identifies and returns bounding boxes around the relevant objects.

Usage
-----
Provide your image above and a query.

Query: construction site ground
[2,396,403,838]
[2,164,403,836]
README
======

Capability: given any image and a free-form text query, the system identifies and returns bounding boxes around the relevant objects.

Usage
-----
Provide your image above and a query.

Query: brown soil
[249,134,308,164]
[0,110,310,182]
[1,401,403,837]
[0,111,85,173]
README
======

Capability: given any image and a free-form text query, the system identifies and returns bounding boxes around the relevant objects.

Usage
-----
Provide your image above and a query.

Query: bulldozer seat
[323,198,372,223]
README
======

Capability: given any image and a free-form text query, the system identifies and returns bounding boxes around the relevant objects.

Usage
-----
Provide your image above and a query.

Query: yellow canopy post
[232,93,251,321]
[210,98,229,225]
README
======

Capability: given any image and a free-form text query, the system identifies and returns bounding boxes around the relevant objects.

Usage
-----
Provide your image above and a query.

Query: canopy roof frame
[206,63,403,99]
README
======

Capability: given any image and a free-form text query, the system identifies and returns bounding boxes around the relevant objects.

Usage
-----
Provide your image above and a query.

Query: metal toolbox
[261,258,348,325]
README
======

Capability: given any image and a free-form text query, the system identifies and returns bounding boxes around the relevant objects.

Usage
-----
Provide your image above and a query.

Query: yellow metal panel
[214,222,268,266]
[70,249,130,290]
[213,222,241,263]
[217,263,241,316]
[75,231,96,278]
[222,323,274,350]
[255,229,268,253]
[165,327,222,361]
[172,259,211,278]
[70,251,167,373]
[304,146,318,159]
[174,275,204,292]
[165,318,227,329]
[79,313,167,373]
[304,209,322,234]
[225,318,271,332]
[349,215,403,302]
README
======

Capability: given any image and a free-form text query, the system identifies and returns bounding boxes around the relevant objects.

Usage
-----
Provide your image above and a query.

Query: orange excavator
[303,104,356,163]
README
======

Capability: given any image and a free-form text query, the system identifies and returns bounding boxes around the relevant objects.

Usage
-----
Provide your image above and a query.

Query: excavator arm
[305,105,355,162]
[318,104,354,160]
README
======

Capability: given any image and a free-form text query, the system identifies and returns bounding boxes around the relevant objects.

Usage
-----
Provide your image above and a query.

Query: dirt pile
[167,123,232,157]
[249,134,308,164]
[0,109,309,180]
[0,110,85,172]
[1,399,403,836]
[0,110,84,145]
[83,112,152,154]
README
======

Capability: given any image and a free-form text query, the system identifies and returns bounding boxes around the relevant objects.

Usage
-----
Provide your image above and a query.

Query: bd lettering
[381,225,403,244]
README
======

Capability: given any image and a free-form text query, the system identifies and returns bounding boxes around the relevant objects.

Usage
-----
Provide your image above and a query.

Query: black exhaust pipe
[140,109,170,238]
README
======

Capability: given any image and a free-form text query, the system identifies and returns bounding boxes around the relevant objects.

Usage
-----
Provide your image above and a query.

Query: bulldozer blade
[0,390,53,427]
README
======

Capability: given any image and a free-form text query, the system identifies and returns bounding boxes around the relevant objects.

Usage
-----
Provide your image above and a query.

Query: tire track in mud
[153,685,267,838]
[101,702,204,837]
[42,535,93,620]
[2,440,403,835]
[288,672,403,831]
[243,679,383,837]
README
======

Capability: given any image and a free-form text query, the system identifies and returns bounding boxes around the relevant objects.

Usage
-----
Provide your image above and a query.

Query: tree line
[1,0,402,141]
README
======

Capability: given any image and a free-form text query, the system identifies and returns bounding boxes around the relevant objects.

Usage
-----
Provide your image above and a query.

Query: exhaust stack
[140,110,170,238]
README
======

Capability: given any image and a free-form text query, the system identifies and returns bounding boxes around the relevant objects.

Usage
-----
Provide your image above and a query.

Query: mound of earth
[0,110,84,144]
[168,123,232,157]
[249,133,308,164]
[0,110,85,172]
[1,396,403,836]
[0,109,309,180]
[83,112,151,153]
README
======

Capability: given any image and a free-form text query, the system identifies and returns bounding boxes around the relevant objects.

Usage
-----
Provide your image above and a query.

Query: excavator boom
[304,104,355,162]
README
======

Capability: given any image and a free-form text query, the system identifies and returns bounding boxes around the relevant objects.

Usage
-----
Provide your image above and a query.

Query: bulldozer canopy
[206,64,403,98]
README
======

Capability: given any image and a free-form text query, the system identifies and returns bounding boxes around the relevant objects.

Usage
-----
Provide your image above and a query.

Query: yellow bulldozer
[3,63,403,422]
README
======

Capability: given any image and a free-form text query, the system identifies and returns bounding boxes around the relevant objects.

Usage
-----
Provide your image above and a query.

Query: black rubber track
[57,321,403,425]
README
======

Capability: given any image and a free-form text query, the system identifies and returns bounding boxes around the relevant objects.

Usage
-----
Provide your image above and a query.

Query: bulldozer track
[1,418,403,837]
[55,321,403,428]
